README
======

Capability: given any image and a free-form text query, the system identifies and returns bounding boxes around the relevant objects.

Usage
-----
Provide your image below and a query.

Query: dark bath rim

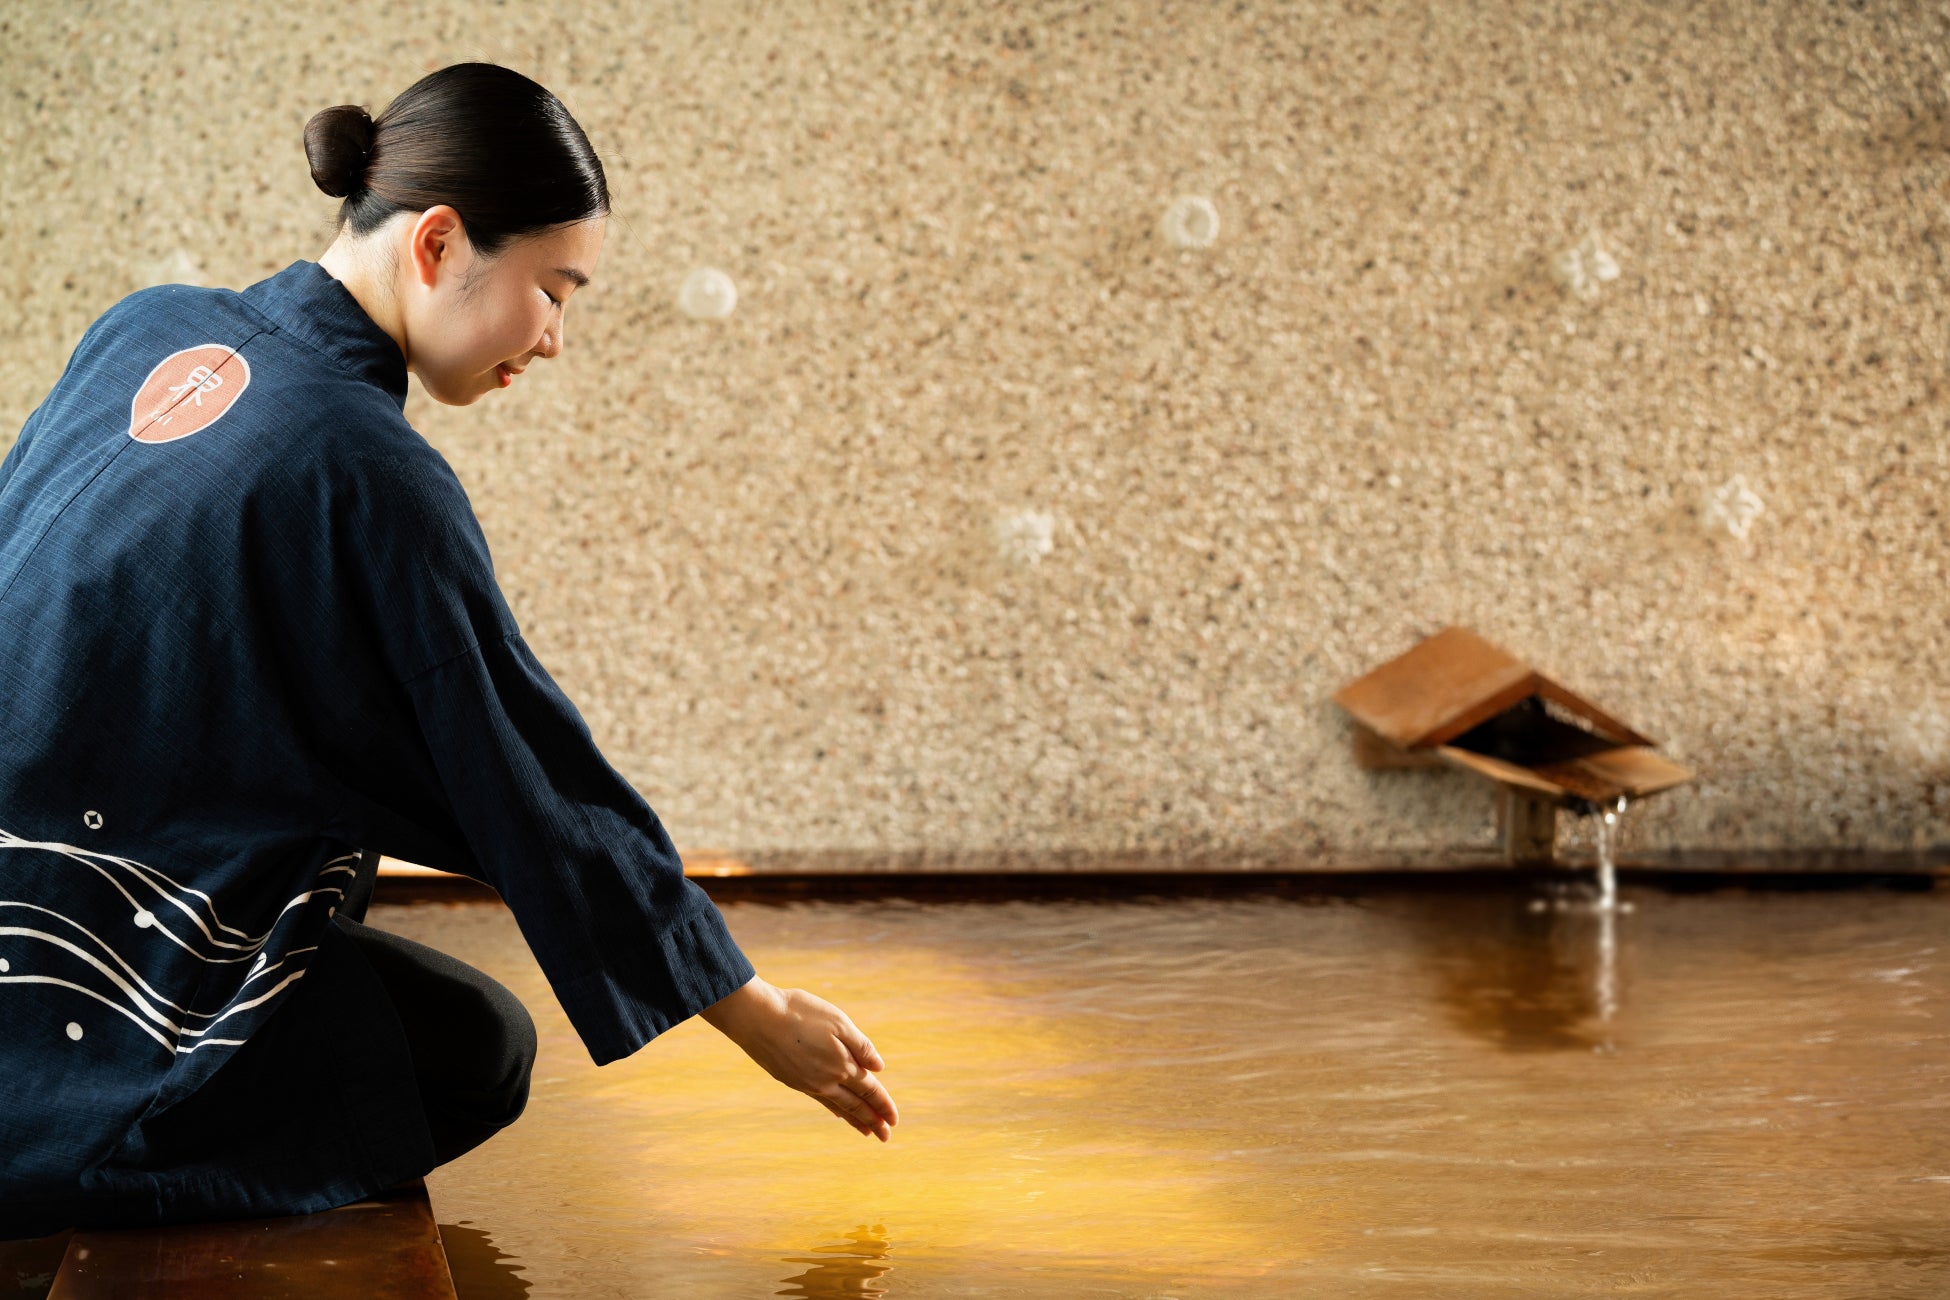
[371,848,1948,907]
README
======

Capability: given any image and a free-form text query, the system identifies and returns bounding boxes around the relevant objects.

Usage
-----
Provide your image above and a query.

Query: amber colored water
[368,888,1950,1298]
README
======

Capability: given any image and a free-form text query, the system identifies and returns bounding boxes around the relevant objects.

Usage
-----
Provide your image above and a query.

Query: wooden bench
[40,1180,457,1299]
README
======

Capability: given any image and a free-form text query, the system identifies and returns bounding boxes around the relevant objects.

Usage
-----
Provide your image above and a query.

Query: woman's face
[399,210,606,406]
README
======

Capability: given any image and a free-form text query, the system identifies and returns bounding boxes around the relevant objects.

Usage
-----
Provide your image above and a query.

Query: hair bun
[303,104,375,199]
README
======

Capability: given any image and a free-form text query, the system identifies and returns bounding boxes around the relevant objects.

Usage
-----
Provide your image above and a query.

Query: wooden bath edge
[47,1179,456,1299]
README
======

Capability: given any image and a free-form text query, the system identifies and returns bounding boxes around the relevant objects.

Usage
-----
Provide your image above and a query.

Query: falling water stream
[1588,797,1630,1029]
[1594,796,1627,912]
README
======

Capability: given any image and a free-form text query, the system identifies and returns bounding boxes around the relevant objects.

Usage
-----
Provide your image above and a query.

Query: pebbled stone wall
[3,1,1945,860]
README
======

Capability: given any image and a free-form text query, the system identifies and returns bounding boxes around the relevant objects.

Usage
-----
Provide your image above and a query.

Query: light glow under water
[373,890,1950,1298]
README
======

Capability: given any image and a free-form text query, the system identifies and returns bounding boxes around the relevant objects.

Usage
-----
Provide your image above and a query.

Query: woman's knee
[463,980,537,1125]
[337,917,538,1144]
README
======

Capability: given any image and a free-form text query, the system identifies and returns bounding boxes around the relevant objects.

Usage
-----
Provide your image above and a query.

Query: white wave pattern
[0,826,356,1056]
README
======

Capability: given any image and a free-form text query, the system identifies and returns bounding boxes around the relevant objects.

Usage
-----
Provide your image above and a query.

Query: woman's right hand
[699,975,899,1141]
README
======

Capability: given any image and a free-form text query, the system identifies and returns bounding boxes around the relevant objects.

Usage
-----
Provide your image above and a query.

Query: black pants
[4,853,536,1238]
[337,851,536,1167]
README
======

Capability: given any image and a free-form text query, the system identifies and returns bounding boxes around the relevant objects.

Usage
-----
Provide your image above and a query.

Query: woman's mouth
[495,363,516,388]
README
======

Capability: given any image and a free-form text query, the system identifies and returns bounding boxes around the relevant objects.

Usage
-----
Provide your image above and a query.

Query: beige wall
[3,2,1946,861]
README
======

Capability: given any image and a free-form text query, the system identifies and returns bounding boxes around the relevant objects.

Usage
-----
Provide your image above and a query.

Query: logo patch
[129,344,251,444]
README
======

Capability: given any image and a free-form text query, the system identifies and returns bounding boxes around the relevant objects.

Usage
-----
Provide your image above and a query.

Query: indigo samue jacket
[0,260,754,1233]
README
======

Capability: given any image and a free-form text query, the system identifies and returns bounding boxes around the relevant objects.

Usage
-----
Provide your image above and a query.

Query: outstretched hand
[699,975,899,1141]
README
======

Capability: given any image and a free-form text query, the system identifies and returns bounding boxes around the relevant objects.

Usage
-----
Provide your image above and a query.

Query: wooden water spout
[1333,627,1691,864]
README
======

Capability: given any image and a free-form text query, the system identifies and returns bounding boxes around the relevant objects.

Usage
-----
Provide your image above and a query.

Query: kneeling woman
[0,63,895,1236]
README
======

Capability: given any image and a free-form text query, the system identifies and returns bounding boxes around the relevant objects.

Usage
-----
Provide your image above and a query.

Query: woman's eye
[544,290,562,307]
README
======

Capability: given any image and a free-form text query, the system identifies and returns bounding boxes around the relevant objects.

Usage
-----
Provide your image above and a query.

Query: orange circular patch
[128,344,252,444]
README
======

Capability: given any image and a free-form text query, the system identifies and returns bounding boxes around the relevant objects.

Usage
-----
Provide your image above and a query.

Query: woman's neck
[317,231,408,357]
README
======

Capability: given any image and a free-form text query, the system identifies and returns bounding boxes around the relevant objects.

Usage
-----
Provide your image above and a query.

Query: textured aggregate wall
[3,1,1947,861]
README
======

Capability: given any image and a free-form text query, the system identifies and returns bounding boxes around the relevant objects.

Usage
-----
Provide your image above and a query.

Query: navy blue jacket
[0,260,755,1230]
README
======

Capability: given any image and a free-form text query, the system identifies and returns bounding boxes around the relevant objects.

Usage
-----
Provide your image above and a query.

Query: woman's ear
[405,205,468,290]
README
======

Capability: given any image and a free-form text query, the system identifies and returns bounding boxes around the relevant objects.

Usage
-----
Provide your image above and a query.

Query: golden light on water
[536,933,1325,1286]
[391,894,1950,1298]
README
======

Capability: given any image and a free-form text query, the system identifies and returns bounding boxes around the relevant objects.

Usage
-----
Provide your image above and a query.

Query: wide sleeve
[332,438,755,1066]
[402,633,756,1065]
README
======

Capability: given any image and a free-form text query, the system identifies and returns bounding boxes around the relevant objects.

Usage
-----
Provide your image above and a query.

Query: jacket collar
[241,260,409,410]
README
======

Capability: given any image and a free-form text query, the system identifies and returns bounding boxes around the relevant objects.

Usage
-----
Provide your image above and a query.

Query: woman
[0,63,895,1238]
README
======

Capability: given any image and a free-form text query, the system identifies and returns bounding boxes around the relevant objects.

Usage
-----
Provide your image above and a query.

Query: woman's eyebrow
[554,267,590,289]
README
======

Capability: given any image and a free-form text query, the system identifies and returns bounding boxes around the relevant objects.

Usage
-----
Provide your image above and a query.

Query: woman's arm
[700,976,899,1142]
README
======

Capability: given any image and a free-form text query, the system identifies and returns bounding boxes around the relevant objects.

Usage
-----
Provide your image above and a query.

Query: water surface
[372,888,1950,1297]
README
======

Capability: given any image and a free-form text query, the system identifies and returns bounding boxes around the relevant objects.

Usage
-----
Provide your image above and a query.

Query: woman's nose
[537,320,563,360]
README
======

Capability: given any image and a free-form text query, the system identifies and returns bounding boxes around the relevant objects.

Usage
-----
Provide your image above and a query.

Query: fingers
[825,1013,895,1129]
[761,990,899,1140]
[820,1066,898,1140]
[818,1094,885,1141]
[845,1068,899,1129]
[837,1018,886,1073]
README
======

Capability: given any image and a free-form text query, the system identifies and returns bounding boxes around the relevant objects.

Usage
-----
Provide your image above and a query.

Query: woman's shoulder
[108,282,448,463]
[78,282,391,418]
[26,282,415,471]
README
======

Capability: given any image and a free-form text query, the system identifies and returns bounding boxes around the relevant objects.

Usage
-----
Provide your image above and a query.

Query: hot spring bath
[376,886,1950,1298]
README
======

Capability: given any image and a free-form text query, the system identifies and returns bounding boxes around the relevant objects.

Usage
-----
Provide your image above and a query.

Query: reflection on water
[777,1224,893,1298]
[440,1221,531,1299]
[370,888,1950,1298]
[1401,889,1629,1051]
[0,1231,67,1300]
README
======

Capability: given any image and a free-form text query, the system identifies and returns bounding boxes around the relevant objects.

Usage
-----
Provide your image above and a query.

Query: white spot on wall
[678,267,739,320]
[138,248,205,289]
[1702,474,1764,540]
[1549,232,1620,301]
[994,509,1057,565]
[1161,196,1220,250]
[1894,694,1950,771]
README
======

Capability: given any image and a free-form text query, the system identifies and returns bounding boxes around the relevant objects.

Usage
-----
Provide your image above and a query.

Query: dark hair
[303,63,608,258]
